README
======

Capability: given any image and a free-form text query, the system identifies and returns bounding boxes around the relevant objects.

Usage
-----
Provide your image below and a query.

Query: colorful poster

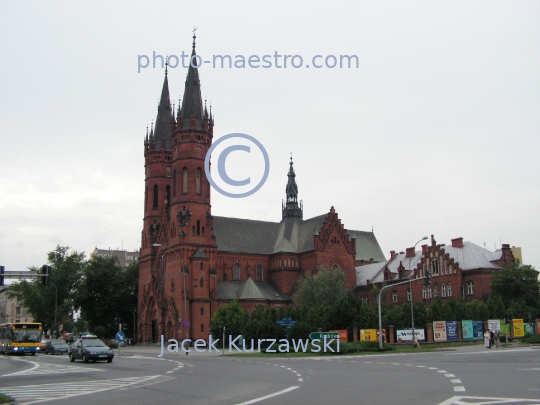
[360,329,377,341]
[525,323,534,336]
[536,319,540,335]
[472,320,484,339]
[462,320,473,339]
[376,329,387,343]
[433,321,447,341]
[488,319,501,333]
[513,319,525,337]
[330,330,349,342]
[501,320,511,336]
[446,321,458,340]
[396,328,425,342]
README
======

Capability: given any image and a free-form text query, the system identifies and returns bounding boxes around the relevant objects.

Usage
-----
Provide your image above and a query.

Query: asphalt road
[0,345,539,405]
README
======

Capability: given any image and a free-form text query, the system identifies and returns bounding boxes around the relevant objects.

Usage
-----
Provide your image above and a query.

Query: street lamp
[378,279,411,349]
[50,283,58,336]
[409,237,428,347]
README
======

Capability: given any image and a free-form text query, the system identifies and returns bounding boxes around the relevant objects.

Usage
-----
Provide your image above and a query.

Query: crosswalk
[2,361,102,377]
[0,375,161,404]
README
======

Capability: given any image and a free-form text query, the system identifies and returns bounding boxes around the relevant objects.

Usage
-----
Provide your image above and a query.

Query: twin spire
[145,33,213,151]
[282,155,303,219]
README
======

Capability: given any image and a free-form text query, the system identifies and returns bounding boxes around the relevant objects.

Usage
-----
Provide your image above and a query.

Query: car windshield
[51,339,68,346]
[84,339,108,348]
[12,329,41,343]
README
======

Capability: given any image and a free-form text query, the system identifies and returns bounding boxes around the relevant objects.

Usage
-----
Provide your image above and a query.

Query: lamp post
[378,279,412,349]
[50,283,58,336]
[409,237,428,347]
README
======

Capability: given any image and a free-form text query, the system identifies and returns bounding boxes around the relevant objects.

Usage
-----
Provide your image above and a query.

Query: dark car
[68,338,114,363]
[45,339,70,355]
[64,333,75,344]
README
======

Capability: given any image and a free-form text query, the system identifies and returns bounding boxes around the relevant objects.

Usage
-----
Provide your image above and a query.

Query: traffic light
[424,270,431,286]
[0,266,5,286]
[41,265,50,286]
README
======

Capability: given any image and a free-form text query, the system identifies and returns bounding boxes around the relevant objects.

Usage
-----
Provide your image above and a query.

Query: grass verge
[0,393,14,404]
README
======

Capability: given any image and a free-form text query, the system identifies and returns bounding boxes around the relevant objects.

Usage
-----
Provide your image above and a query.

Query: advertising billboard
[396,328,425,342]
[488,319,501,333]
[462,320,473,339]
[513,319,525,337]
[433,321,447,342]
[446,321,458,340]
[330,330,349,342]
[360,329,377,341]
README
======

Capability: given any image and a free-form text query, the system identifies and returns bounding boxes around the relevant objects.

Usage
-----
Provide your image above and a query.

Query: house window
[257,265,263,281]
[441,284,446,297]
[447,283,452,297]
[15,307,21,315]
[428,285,432,298]
[233,263,240,280]
[431,260,439,275]
[406,289,411,302]
[467,281,474,295]
[182,167,188,194]
[434,286,439,297]
[422,286,427,299]
[196,168,201,195]
[392,291,398,302]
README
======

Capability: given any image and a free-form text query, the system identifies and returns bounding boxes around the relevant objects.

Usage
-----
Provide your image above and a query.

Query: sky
[1,0,539,274]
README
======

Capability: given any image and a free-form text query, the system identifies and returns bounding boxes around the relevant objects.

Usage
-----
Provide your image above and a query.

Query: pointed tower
[282,156,303,219]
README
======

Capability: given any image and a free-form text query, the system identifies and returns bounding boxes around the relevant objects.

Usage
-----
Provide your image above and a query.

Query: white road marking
[450,379,462,384]
[445,374,456,377]
[438,370,448,373]
[438,395,540,405]
[0,375,161,405]
[453,386,466,392]
[235,386,300,405]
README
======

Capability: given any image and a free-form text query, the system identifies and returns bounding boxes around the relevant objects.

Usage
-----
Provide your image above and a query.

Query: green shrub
[522,334,540,344]
[0,393,14,404]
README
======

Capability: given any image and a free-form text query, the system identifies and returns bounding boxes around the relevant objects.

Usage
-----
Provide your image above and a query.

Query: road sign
[182,320,191,328]
[276,317,298,328]
[309,332,339,340]
[116,331,125,342]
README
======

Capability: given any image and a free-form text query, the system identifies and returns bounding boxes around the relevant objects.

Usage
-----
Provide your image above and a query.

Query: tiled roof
[213,214,386,262]
[217,279,290,301]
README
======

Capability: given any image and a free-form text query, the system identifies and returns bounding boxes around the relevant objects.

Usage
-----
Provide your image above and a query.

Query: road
[0,344,539,405]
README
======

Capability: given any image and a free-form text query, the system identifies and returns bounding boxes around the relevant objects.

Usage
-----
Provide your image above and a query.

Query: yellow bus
[0,322,42,355]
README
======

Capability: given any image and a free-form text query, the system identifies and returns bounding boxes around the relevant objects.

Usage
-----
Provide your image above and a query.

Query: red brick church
[137,37,386,342]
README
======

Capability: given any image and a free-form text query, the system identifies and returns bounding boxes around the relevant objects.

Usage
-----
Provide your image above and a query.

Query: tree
[8,246,85,333]
[491,262,540,317]
[427,297,444,322]
[294,266,347,307]
[209,300,248,346]
[74,256,138,337]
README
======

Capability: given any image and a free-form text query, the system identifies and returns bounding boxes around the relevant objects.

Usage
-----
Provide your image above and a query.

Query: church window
[196,168,201,195]
[257,265,263,281]
[173,170,176,197]
[447,283,452,297]
[197,220,201,236]
[153,185,158,209]
[201,324,204,332]
[182,167,188,194]
[165,185,170,204]
[200,278,204,287]
[166,166,171,177]
[233,263,240,280]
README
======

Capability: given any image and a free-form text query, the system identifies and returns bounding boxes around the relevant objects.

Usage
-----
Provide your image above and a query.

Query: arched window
[447,283,452,297]
[153,185,158,209]
[165,185,171,204]
[196,168,201,195]
[406,289,411,302]
[257,265,263,281]
[233,263,240,280]
[422,286,427,299]
[467,281,474,295]
[182,167,188,194]
[173,169,176,197]
[441,284,446,297]
[197,220,200,236]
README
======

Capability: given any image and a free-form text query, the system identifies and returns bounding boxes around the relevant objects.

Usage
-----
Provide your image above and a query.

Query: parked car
[40,339,50,351]
[45,339,69,355]
[68,338,114,363]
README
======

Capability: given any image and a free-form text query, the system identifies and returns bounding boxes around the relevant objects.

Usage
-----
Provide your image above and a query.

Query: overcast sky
[1,0,539,274]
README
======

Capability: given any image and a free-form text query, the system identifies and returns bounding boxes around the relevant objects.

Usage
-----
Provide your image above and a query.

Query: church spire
[282,155,303,219]
[152,68,172,151]
[179,31,205,131]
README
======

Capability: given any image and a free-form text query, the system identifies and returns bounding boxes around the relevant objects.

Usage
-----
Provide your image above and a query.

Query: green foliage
[94,326,107,339]
[427,297,444,322]
[486,296,506,319]
[522,334,540,344]
[8,246,85,332]
[491,262,540,317]
[465,300,489,321]
[0,393,14,404]
[74,257,138,337]
[209,300,249,346]
[294,266,347,307]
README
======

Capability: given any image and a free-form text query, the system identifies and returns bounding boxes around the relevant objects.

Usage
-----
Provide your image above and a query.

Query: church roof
[179,34,205,131]
[217,280,290,301]
[191,246,208,259]
[212,213,386,262]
